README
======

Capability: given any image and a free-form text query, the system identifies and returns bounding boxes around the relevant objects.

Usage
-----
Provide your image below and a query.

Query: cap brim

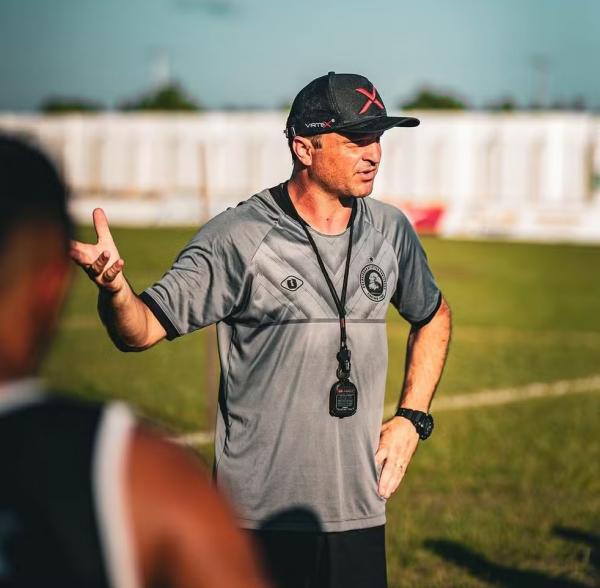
[336,116,420,134]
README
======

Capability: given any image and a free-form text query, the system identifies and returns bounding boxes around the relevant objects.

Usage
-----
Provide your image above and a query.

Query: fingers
[102,258,124,283]
[375,446,387,468]
[93,208,112,243]
[375,418,419,499]
[82,251,124,290]
[86,250,111,278]
[375,444,402,499]
[378,459,407,500]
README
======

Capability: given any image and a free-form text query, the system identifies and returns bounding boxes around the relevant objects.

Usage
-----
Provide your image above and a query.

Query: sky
[1,0,600,112]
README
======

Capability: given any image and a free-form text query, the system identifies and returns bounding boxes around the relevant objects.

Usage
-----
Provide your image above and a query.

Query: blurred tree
[120,82,200,112]
[401,88,467,110]
[221,103,265,111]
[570,96,586,111]
[40,97,103,114]
[486,97,517,112]
[531,95,587,112]
[549,99,567,110]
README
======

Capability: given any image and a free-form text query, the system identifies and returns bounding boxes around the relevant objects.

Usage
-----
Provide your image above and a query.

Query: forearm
[399,297,452,411]
[97,280,155,351]
[376,298,451,499]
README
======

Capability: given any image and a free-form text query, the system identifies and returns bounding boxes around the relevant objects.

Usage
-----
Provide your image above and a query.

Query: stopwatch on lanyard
[298,204,358,419]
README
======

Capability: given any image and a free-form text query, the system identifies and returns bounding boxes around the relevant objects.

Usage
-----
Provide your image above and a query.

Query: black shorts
[250,525,387,588]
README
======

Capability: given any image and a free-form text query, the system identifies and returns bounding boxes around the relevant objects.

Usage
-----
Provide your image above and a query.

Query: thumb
[93,208,112,243]
[375,446,388,467]
[69,240,92,267]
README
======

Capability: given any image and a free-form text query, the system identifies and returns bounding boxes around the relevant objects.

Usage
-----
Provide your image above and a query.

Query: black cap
[285,72,419,138]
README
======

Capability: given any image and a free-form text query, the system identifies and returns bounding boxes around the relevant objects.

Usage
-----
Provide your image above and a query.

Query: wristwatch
[395,408,434,440]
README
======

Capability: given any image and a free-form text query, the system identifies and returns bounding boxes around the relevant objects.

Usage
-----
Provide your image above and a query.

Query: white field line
[384,374,600,415]
[173,374,600,447]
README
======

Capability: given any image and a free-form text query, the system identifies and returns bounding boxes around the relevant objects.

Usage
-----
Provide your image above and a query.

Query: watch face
[418,415,434,440]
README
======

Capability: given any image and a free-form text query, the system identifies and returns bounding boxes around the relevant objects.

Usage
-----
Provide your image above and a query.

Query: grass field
[44,227,600,587]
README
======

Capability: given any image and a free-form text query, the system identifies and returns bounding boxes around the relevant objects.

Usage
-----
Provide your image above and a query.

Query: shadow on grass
[553,526,600,575]
[424,539,589,588]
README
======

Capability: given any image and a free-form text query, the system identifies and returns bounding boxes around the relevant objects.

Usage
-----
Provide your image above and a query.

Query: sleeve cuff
[410,291,442,329]
[139,291,181,341]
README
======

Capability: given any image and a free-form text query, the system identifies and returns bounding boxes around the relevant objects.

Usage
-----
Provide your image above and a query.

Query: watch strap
[396,407,422,421]
[395,407,432,439]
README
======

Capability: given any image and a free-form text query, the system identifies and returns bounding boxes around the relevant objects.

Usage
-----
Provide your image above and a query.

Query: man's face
[309,131,383,198]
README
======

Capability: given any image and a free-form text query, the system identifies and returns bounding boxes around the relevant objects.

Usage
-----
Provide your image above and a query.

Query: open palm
[70,208,125,292]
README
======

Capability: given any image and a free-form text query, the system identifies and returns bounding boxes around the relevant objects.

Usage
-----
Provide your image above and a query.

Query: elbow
[116,342,143,353]
[439,296,452,324]
[107,331,151,353]
[110,336,142,353]
[436,297,453,348]
[436,296,453,334]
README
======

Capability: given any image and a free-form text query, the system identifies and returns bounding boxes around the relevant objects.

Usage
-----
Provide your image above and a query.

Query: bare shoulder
[129,426,213,501]
[128,427,270,588]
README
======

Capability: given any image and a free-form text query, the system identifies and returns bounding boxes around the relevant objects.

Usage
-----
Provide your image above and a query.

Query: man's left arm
[375,296,452,499]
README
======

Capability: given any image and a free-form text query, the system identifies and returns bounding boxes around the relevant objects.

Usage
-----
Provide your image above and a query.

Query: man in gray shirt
[72,72,452,588]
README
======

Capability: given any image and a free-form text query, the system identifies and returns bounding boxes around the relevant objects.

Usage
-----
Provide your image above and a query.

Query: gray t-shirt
[141,184,441,532]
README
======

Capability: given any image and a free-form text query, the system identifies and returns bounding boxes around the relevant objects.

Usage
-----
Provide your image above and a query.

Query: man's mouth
[358,169,377,181]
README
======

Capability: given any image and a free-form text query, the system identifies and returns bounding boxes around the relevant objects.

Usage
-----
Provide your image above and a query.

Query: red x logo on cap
[356,86,384,114]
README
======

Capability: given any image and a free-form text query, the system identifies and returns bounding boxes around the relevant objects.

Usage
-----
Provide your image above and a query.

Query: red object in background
[399,203,446,235]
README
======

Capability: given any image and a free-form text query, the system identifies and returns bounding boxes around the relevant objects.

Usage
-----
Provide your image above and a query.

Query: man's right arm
[70,208,166,351]
[97,282,166,351]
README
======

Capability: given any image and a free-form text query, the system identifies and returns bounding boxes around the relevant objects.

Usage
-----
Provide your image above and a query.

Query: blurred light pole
[531,54,550,109]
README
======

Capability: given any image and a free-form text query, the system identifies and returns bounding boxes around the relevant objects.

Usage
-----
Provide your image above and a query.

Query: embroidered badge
[360,264,387,302]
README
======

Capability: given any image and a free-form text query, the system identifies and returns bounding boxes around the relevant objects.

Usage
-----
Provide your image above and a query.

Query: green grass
[43,228,600,587]
[386,393,600,587]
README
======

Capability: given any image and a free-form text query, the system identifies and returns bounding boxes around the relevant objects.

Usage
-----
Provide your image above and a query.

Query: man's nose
[363,141,381,165]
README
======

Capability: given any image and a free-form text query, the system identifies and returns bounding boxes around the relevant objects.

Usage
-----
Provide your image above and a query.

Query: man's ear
[292,136,314,167]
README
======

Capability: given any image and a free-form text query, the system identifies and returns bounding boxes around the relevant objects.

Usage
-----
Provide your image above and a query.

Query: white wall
[1,111,599,242]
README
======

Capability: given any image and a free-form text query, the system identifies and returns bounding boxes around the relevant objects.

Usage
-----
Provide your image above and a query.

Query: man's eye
[353,136,381,147]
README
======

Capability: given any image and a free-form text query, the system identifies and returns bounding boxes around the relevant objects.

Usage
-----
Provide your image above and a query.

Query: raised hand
[70,208,125,293]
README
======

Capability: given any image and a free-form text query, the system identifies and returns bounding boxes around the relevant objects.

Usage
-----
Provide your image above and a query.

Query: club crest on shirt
[281,275,304,292]
[360,264,387,302]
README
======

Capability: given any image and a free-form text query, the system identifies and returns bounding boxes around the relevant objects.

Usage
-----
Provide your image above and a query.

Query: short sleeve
[140,217,248,340]
[390,218,442,327]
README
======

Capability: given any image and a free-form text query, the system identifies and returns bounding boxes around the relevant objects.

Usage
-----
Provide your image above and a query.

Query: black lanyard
[282,187,356,379]
[301,219,353,356]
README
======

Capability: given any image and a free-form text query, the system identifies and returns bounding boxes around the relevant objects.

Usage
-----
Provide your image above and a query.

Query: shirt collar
[269,182,357,229]
[0,377,45,416]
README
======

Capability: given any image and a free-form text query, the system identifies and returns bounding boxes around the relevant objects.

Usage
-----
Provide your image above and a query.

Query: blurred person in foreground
[71,72,452,588]
[0,135,269,588]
